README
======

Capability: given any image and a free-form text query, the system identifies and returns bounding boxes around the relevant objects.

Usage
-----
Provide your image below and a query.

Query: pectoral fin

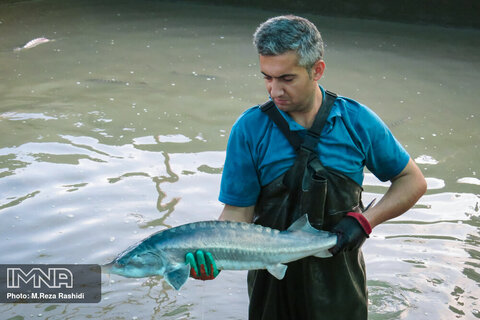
[266,263,288,280]
[164,264,190,290]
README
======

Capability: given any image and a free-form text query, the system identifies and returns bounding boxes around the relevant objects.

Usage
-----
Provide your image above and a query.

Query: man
[188,15,427,319]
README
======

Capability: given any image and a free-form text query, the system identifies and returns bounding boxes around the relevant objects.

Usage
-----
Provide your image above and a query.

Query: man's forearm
[219,204,255,223]
[364,158,427,229]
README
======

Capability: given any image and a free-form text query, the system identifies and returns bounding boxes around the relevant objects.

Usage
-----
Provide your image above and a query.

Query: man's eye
[263,76,272,80]
[283,77,294,82]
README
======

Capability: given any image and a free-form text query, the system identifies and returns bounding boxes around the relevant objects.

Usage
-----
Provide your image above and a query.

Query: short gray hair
[253,15,324,70]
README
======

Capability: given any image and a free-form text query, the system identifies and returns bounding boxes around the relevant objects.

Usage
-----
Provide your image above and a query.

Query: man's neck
[289,86,323,129]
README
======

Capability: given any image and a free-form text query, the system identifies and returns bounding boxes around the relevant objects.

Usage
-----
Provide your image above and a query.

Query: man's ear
[312,60,326,81]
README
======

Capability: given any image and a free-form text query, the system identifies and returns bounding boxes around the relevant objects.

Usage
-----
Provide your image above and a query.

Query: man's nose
[269,79,284,98]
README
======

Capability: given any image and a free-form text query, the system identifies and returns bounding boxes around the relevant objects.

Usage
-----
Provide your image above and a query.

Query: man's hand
[330,158,427,256]
[329,212,372,256]
[185,250,220,280]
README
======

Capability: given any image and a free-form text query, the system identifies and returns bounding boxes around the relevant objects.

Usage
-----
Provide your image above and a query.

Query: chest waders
[247,91,368,320]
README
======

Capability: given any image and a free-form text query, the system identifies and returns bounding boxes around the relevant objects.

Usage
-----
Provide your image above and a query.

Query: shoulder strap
[260,90,338,153]
[301,90,337,152]
[259,100,303,151]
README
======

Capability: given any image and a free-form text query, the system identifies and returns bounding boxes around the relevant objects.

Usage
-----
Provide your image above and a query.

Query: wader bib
[247,91,368,320]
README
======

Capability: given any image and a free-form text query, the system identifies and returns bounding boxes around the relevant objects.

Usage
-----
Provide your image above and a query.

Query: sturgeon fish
[104,214,337,290]
[14,37,54,52]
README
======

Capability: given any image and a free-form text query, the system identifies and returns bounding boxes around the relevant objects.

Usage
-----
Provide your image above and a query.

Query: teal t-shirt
[219,88,410,207]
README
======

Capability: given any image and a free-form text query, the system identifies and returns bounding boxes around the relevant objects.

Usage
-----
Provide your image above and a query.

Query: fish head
[104,243,169,278]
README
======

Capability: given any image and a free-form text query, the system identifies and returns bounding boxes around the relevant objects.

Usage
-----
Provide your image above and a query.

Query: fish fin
[266,263,288,280]
[313,234,337,258]
[287,214,319,235]
[313,249,333,258]
[164,264,190,290]
[101,262,114,274]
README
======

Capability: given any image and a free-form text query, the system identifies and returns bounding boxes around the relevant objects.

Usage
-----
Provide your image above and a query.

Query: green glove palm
[185,250,220,280]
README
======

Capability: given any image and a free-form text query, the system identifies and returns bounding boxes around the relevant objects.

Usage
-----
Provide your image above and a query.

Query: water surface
[0,1,479,319]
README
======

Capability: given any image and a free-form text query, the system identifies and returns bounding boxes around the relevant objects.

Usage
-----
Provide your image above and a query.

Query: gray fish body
[85,78,147,86]
[106,214,337,290]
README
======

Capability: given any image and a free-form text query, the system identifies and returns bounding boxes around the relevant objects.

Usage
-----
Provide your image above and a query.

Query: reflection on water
[0,0,479,319]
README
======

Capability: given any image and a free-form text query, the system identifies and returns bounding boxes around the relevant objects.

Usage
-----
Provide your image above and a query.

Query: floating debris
[14,37,54,52]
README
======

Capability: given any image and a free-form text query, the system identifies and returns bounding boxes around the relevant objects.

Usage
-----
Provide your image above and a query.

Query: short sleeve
[360,108,410,181]
[218,111,262,207]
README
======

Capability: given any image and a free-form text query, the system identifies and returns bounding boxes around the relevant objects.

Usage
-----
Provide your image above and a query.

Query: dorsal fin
[286,214,319,234]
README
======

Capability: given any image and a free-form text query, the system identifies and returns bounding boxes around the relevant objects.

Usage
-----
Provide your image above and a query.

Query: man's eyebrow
[261,71,297,79]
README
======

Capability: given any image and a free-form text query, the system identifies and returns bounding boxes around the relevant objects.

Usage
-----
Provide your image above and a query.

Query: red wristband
[346,212,372,235]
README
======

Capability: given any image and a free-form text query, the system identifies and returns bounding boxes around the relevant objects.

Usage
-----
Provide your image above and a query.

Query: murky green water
[1,0,479,319]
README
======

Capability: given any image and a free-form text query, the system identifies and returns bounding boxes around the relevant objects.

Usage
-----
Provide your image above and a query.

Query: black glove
[329,212,372,256]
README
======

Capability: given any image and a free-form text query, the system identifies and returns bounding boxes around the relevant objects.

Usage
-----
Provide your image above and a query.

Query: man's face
[260,51,322,114]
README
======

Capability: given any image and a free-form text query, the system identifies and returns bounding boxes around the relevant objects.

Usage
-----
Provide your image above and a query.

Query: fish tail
[101,262,114,274]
